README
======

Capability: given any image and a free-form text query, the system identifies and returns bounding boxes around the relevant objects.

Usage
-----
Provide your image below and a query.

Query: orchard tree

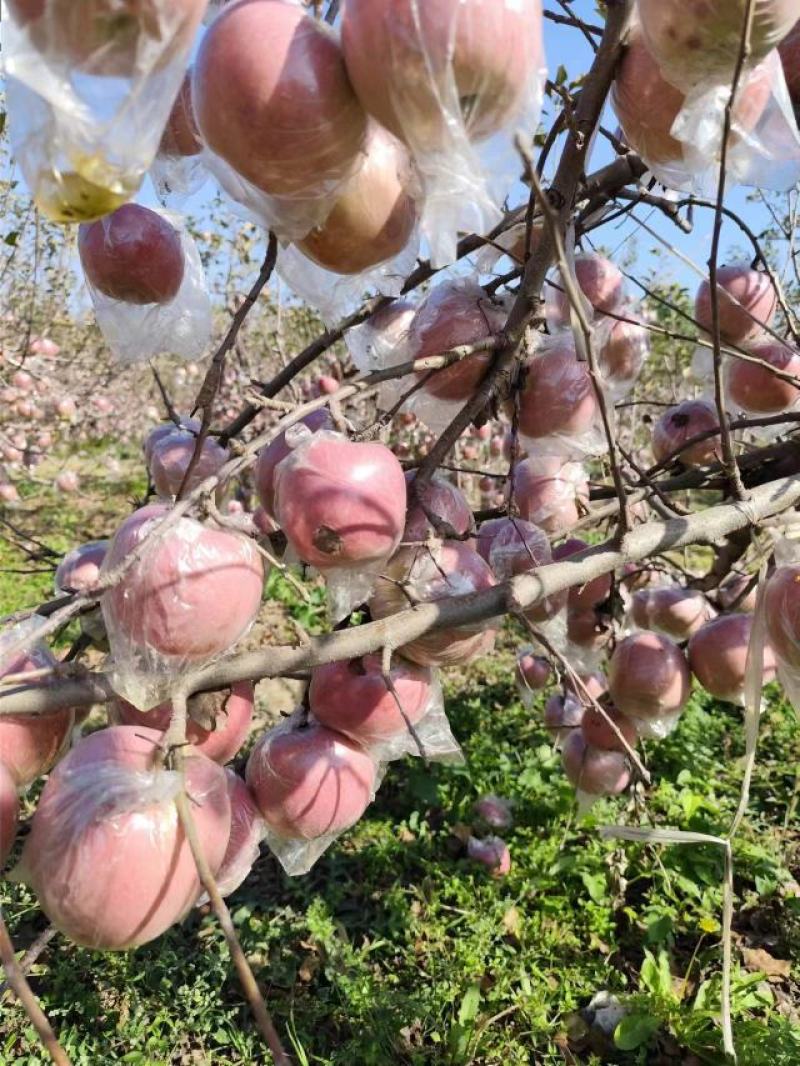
[2,1,800,1063]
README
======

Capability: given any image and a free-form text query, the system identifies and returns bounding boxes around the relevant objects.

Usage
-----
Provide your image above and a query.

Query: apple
[407,281,506,402]
[549,253,625,327]
[18,726,231,950]
[369,541,497,667]
[516,650,552,693]
[55,540,109,594]
[466,835,511,877]
[214,769,264,898]
[102,503,264,662]
[79,205,185,306]
[0,762,19,867]
[608,632,691,721]
[512,456,589,535]
[561,731,631,796]
[780,19,800,107]
[159,72,202,158]
[403,471,473,543]
[297,125,417,275]
[254,410,333,520]
[246,722,375,840]
[517,340,599,442]
[765,564,800,668]
[342,0,544,145]
[274,433,407,571]
[581,705,638,753]
[637,0,798,89]
[652,399,723,468]
[149,429,229,498]
[688,613,777,702]
[193,0,367,198]
[631,586,715,642]
[552,538,612,611]
[114,683,255,765]
[473,794,513,830]
[727,339,800,414]
[309,654,432,745]
[544,693,585,744]
[476,516,563,622]
[718,572,758,612]
[695,265,777,344]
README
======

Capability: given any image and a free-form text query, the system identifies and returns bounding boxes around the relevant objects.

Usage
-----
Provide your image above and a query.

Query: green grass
[1,458,800,1064]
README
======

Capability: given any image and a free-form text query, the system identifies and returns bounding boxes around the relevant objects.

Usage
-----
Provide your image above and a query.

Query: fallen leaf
[742,947,791,979]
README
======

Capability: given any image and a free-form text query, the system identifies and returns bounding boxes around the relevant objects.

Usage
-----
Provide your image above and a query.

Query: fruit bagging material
[2,0,207,223]
[308,660,463,765]
[245,711,384,877]
[762,535,800,712]
[0,618,76,790]
[79,205,212,364]
[612,14,800,195]
[193,0,370,244]
[197,768,266,904]
[100,504,265,712]
[341,0,548,268]
[274,123,422,325]
[12,726,232,951]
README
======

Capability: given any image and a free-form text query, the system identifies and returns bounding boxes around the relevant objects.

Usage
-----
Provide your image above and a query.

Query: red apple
[79,205,185,306]
[718,572,758,612]
[18,726,231,950]
[466,835,511,877]
[55,539,108,594]
[214,769,264,898]
[780,19,800,107]
[407,282,505,402]
[254,410,333,520]
[631,586,715,642]
[561,731,631,796]
[581,705,638,753]
[114,682,255,765]
[369,541,497,667]
[144,418,201,464]
[727,339,800,413]
[193,0,367,198]
[275,433,407,571]
[549,253,625,327]
[159,72,202,158]
[608,632,691,722]
[476,516,562,622]
[246,722,375,840]
[403,471,473,543]
[309,654,431,745]
[102,504,264,662]
[473,794,512,830]
[512,456,589,535]
[298,124,417,274]
[765,564,800,668]
[517,341,599,442]
[342,0,544,145]
[149,429,229,498]
[516,650,552,692]
[695,265,777,344]
[689,612,777,702]
[0,762,19,867]
[652,399,723,468]
[552,538,612,611]
[544,693,585,743]
[637,0,797,89]
[613,30,773,168]
[599,316,650,387]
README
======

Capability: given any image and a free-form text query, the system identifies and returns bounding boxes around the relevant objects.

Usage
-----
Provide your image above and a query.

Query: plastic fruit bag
[2,0,207,223]
[79,204,212,363]
[341,0,547,267]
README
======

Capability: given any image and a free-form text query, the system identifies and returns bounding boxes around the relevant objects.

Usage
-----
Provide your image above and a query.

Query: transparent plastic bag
[273,429,407,621]
[763,536,800,710]
[515,644,552,707]
[54,538,109,647]
[511,455,589,535]
[613,26,800,194]
[198,768,265,903]
[476,516,565,623]
[81,207,212,364]
[13,725,231,950]
[275,123,422,325]
[148,426,229,500]
[193,0,369,242]
[377,279,507,433]
[245,711,384,876]
[101,503,265,711]
[516,335,608,460]
[2,0,206,223]
[308,657,462,764]
[545,253,627,334]
[150,70,209,208]
[629,586,716,643]
[341,0,547,267]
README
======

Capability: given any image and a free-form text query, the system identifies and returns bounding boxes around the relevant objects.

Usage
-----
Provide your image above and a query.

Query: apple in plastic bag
[79,205,185,306]
[631,586,715,642]
[0,763,20,867]
[309,654,432,744]
[102,503,264,661]
[274,434,407,571]
[561,731,631,796]
[342,0,544,145]
[404,471,473,543]
[254,410,333,521]
[246,722,375,840]
[727,339,800,414]
[688,613,777,703]
[695,265,777,344]
[608,632,691,722]
[149,429,229,499]
[18,726,231,949]
[517,341,599,442]
[652,399,723,468]
[193,0,367,198]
